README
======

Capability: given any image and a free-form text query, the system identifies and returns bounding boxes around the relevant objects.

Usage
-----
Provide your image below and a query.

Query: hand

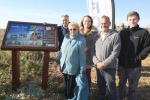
[43,22,47,25]
[83,47,88,52]
[97,62,106,69]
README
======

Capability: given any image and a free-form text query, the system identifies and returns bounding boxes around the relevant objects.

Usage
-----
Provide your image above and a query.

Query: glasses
[69,28,76,31]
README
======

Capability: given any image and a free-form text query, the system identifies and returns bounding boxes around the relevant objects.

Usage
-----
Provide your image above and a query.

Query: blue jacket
[69,73,90,100]
[56,32,86,75]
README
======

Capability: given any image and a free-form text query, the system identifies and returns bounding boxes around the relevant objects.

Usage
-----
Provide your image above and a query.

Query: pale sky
[0,0,150,29]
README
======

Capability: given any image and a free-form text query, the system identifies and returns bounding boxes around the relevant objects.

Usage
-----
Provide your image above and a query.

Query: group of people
[53,11,150,100]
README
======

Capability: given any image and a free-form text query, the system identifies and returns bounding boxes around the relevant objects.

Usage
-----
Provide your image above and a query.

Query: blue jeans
[96,68,117,100]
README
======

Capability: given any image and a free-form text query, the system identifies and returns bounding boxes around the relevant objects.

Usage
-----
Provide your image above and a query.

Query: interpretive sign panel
[1,21,58,51]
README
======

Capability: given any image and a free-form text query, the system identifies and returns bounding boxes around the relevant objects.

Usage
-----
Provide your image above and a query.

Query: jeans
[118,66,141,100]
[96,68,117,100]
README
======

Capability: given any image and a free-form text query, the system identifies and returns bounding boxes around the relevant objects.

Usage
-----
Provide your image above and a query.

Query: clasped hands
[96,62,106,69]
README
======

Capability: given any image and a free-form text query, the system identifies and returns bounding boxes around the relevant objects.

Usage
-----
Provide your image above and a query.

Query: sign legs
[11,51,50,90]
[42,51,50,89]
[12,50,20,91]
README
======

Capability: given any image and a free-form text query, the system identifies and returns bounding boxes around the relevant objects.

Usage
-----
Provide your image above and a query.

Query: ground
[0,28,150,100]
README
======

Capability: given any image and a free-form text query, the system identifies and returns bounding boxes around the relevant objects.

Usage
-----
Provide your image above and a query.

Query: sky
[0,0,150,29]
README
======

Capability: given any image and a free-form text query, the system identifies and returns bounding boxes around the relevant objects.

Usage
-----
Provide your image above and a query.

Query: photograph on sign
[5,23,56,47]
[1,21,58,51]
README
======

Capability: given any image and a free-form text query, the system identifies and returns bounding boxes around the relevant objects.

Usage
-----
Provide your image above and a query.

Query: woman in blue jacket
[56,22,86,99]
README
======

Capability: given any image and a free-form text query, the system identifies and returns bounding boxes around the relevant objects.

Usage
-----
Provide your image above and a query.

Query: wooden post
[12,50,20,91]
[42,51,50,89]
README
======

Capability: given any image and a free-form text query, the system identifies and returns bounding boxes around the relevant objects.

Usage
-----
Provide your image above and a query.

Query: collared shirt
[62,26,69,36]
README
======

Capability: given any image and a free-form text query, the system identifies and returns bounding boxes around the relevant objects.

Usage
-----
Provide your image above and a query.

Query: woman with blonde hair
[80,15,98,88]
[56,22,86,99]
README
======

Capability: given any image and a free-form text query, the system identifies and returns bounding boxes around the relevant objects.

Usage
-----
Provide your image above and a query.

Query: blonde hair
[68,22,79,31]
[80,15,93,36]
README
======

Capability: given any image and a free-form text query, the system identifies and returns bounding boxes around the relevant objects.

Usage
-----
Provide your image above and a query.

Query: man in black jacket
[118,11,150,100]
[57,15,70,51]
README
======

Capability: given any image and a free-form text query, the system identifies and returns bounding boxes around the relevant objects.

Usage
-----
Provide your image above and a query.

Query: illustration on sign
[5,23,56,47]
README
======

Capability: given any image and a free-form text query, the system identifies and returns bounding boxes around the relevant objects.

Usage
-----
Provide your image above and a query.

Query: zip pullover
[118,25,150,68]
[91,29,121,68]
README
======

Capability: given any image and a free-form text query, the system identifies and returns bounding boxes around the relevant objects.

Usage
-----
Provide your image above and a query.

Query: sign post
[12,50,20,90]
[42,51,50,89]
[1,21,58,90]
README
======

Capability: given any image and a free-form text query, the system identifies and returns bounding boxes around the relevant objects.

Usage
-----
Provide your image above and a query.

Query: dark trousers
[96,68,117,100]
[86,68,91,88]
[118,66,141,100]
[63,73,75,99]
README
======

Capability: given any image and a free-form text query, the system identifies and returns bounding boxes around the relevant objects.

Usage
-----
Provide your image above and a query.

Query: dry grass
[45,56,150,100]
[48,56,150,100]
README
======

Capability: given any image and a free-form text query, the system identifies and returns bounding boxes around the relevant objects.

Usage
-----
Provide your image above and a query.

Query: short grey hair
[61,14,69,18]
[101,15,110,22]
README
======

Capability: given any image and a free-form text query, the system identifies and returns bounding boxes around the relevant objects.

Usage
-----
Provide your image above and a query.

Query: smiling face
[127,15,140,28]
[69,25,78,37]
[61,16,69,28]
[100,18,111,33]
[83,17,92,28]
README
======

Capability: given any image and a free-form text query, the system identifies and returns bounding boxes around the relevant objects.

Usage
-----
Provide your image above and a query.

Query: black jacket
[57,26,69,50]
[118,25,150,68]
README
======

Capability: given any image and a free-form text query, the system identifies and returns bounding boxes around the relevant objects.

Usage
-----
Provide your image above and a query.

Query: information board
[1,21,58,51]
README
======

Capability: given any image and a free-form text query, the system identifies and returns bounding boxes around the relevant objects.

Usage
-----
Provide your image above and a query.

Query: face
[61,17,69,28]
[127,15,140,28]
[100,18,111,32]
[69,26,78,37]
[83,17,92,28]
[118,26,122,30]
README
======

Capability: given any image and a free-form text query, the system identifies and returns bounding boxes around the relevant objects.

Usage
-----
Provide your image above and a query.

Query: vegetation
[0,29,150,100]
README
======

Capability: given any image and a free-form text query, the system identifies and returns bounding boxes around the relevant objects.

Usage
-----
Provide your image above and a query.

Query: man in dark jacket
[118,11,150,100]
[57,15,69,50]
